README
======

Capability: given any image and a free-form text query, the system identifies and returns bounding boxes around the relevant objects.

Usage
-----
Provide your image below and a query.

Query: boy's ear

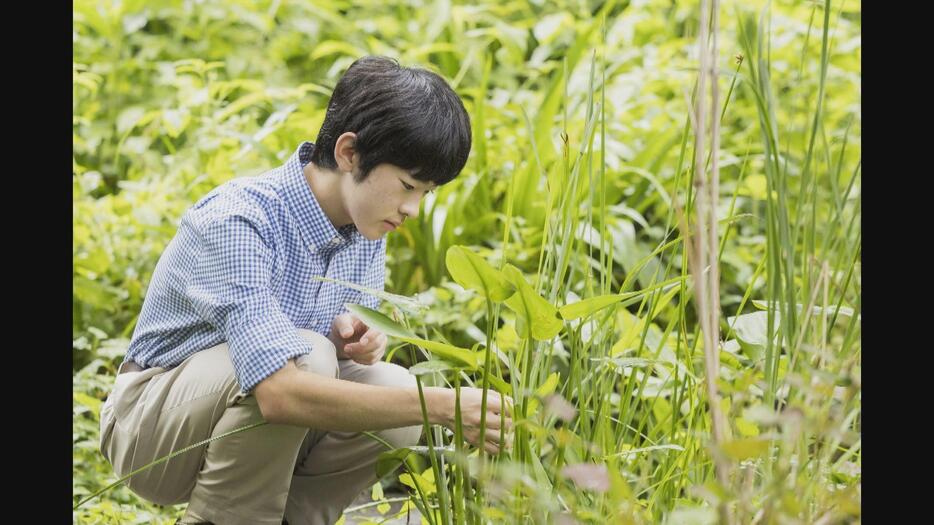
[333,132,357,174]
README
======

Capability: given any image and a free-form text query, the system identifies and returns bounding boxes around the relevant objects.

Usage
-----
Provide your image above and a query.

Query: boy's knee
[376,423,423,450]
[294,329,339,379]
[373,363,422,449]
[371,362,418,389]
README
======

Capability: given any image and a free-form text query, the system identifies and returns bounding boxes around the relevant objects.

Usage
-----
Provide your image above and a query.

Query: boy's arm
[254,360,450,430]
[254,361,512,454]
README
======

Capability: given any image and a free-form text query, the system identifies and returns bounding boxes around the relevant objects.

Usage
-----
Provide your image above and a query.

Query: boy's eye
[402,181,415,191]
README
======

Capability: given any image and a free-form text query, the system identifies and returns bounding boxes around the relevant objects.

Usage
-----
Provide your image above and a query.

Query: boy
[99,56,511,525]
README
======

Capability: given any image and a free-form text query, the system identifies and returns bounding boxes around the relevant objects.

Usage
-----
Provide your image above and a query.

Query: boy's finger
[351,315,367,333]
[337,314,354,338]
[359,327,382,347]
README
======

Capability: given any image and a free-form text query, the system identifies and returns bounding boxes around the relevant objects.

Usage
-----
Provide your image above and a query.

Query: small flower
[544,393,577,422]
[560,463,610,492]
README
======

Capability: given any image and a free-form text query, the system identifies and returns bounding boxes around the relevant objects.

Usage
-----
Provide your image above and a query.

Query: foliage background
[74,0,860,523]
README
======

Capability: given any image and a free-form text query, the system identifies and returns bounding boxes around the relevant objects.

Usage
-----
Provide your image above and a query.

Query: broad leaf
[445,245,513,301]
[502,264,562,341]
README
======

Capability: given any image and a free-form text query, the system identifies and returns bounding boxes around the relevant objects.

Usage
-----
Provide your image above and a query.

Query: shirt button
[330,238,341,245]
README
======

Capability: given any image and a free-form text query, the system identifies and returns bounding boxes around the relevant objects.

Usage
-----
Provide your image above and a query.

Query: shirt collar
[280,142,363,254]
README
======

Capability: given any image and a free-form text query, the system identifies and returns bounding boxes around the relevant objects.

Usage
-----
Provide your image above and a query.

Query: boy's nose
[399,195,421,220]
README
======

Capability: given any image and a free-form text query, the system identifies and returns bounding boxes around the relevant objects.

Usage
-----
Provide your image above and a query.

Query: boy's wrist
[420,387,454,428]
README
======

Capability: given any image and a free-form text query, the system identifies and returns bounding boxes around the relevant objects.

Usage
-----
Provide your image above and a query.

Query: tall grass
[366,2,859,524]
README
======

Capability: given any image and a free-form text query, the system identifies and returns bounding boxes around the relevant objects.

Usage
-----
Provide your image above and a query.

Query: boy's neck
[303,162,353,229]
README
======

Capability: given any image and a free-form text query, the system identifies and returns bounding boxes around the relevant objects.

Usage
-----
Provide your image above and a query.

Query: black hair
[310,56,472,186]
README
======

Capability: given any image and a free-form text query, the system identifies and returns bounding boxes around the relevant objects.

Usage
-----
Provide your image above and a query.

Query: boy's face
[342,162,436,241]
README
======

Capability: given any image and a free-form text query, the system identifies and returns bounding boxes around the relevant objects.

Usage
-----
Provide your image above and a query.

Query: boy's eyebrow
[402,172,437,190]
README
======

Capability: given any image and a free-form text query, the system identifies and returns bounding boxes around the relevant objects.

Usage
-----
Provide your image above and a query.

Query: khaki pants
[99,329,422,525]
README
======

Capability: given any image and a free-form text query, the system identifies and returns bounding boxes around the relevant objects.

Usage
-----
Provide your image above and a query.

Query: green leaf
[602,357,657,369]
[161,108,190,138]
[375,448,413,479]
[116,106,145,134]
[652,396,672,423]
[527,448,554,491]
[73,276,118,312]
[602,444,685,459]
[721,438,770,460]
[663,507,718,525]
[742,174,769,200]
[735,417,760,437]
[526,372,560,417]
[536,372,560,397]
[502,264,562,341]
[318,276,427,313]
[471,351,512,395]
[122,12,148,35]
[371,482,384,501]
[610,284,681,356]
[479,370,512,396]
[310,40,367,60]
[751,300,859,320]
[408,360,456,376]
[398,471,435,496]
[559,294,629,320]
[405,445,456,459]
[345,304,476,369]
[344,304,416,339]
[445,246,513,301]
[396,336,478,370]
[73,392,102,419]
[726,311,775,362]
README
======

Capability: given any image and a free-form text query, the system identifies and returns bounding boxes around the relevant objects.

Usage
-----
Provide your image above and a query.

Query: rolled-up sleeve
[186,212,310,394]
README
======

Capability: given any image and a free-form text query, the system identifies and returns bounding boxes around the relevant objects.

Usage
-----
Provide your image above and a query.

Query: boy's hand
[444,388,514,455]
[328,313,387,365]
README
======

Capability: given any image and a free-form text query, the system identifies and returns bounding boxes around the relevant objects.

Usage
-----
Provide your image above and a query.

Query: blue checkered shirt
[124,142,386,394]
